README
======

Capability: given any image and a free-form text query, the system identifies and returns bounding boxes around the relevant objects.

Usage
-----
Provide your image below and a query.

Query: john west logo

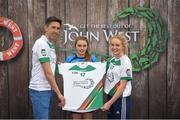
[63,23,139,44]
[73,78,94,89]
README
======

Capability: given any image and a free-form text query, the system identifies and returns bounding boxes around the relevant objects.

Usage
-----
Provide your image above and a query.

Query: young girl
[66,36,97,119]
[102,32,133,119]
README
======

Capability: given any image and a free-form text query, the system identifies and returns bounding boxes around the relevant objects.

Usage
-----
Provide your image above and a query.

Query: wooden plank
[129,0,150,118]
[0,0,7,16]
[149,0,168,118]
[167,0,180,118]
[47,0,66,62]
[0,62,9,118]
[0,0,179,119]
[27,0,46,118]
[0,0,9,118]
[87,0,109,60]
[107,0,129,36]
[86,0,108,118]
[64,0,87,119]
[7,0,29,118]
[65,0,87,58]
[46,0,66,119]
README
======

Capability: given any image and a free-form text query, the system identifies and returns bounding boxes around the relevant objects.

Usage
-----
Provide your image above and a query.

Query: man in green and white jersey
[29,16,65,119]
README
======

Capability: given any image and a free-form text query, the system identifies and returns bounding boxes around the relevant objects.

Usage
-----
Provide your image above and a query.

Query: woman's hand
[101,101,112,111]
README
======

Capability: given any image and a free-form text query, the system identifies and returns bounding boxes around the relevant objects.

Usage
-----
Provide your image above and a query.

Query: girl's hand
[101,102,111,111]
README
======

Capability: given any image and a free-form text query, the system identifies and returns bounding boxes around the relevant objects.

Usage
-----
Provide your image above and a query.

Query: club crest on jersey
[41,49,46,56]
[126,69,131,76]
[109,64,115,70]
[106,72,114,83]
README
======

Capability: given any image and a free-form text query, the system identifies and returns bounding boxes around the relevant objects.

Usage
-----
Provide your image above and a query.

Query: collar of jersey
[75,54,85,59]
[110,57,121,66]
[42,35,55,49]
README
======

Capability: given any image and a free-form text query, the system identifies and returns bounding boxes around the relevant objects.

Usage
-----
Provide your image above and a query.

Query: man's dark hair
[45,16,62,26]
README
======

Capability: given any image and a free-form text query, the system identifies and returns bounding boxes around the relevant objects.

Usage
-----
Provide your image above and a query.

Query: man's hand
[58,96,65,107]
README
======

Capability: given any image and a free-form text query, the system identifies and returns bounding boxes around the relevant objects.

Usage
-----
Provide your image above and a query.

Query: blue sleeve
[65,57,70,63]
[91,55,97,62]
[65,54,75,63]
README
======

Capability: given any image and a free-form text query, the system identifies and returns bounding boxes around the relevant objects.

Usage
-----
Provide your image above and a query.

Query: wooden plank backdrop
[0,0,180,119]
[149,0,167,118]
[129,0,149,119]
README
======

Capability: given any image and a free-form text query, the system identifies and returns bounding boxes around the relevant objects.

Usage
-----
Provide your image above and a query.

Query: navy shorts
[107,95,131,119]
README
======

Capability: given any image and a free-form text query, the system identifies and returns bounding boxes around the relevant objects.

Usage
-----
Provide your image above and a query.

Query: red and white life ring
[0,17,23,61]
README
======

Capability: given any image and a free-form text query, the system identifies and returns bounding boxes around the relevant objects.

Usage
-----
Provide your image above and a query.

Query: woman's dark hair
[74,36,91,61]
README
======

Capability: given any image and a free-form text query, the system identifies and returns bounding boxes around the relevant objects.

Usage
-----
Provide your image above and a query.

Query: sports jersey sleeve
[65,56,72,63]
[91,55,97,62]
[65,54,76,63]
[37,43,50,63]
[120,60,132,81]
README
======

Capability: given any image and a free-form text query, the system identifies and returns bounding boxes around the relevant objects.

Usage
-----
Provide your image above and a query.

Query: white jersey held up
[29,35,56,91]
[58,62,106,113]
[104,55,132,97]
